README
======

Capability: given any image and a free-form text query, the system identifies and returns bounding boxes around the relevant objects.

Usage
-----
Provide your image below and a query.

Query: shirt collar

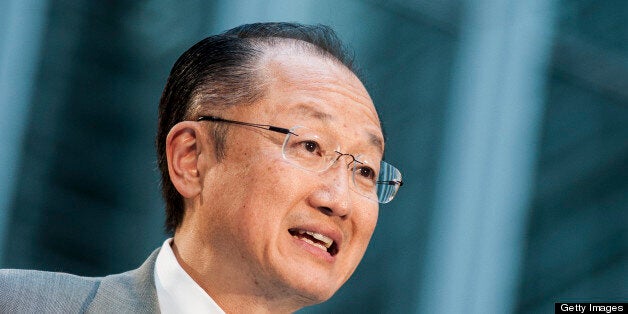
[154,238,225,314]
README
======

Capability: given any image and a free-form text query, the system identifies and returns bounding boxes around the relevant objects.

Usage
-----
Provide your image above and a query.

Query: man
[0,22,402,313]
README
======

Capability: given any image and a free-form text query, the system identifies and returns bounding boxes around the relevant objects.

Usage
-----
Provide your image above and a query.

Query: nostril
[317,206,349,219]
[317,206,333,216]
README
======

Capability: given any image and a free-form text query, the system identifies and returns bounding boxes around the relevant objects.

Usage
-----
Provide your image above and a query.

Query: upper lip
[289,224,343,256]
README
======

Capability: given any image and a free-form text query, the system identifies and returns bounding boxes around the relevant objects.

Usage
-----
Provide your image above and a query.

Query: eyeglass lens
[282,126,402,204]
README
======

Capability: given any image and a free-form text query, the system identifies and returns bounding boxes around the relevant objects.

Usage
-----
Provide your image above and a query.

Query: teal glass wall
[1,1,626,313]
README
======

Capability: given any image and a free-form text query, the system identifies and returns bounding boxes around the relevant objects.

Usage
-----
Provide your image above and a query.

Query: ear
[166,121,212,198]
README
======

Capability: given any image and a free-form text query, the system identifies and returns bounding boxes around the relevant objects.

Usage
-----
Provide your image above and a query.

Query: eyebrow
[291,103,333,121]
[369,132,384,156]
[290,103,384,155]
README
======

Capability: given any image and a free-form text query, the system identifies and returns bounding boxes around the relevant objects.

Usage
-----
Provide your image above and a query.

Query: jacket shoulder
[86,248,160,313]
[0,269,100,313]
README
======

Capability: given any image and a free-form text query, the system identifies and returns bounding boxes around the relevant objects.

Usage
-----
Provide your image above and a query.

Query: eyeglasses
[197,116,403,203]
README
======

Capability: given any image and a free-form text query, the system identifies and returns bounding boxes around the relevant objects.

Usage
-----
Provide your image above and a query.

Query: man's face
[195,49,383,306]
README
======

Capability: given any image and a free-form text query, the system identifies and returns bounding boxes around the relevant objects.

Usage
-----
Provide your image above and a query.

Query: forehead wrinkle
[290,103,334,122]
[298,76,373,113]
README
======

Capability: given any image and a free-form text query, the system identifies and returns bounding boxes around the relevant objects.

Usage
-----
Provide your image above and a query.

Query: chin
[286,275,343,306]
[290,289,337,309]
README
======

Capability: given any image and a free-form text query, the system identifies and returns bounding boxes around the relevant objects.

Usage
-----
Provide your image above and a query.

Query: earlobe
[166,121,210,198]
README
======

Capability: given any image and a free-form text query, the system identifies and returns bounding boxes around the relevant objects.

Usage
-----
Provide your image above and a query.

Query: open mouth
[289,228,339,256]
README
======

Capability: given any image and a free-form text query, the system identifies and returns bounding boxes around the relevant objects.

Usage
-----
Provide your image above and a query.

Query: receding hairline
[253,38,356,75]
[185,38,354,119]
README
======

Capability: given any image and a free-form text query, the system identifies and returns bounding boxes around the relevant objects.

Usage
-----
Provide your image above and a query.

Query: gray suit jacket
[0,249,160,313]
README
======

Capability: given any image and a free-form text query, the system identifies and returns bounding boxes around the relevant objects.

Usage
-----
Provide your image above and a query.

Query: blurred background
[1,0,626,313]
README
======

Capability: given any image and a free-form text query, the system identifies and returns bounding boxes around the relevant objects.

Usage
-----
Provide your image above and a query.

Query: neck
[171,232,309,313]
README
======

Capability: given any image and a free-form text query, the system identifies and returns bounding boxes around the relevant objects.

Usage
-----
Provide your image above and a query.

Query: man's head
[157,22,399,311]
[156,23,358,233]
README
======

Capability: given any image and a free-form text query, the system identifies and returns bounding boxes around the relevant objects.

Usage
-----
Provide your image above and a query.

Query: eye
[356,165,376,181]
[303,140,318,153]
[299,140,322,156]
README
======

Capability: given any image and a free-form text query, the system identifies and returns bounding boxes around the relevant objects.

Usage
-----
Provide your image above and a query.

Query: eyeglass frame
[196,115,403,203]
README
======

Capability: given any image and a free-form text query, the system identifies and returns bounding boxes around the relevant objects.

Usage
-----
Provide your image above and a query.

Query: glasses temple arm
[377,180,403,186]
[197,116,296,135]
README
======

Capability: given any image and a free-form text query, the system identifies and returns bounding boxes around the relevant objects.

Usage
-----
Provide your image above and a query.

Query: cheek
[234,160,304,225]
[353,206,379,251]
[257,161,308,201]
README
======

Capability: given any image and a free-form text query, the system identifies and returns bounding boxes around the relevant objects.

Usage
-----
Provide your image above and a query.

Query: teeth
[297,230,334,249]
[299,237,329,252]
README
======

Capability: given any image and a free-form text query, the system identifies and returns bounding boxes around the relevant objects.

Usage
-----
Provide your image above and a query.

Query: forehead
[254,47,384,153]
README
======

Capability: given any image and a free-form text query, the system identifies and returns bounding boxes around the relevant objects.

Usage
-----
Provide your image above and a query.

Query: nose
[307,155,355,218]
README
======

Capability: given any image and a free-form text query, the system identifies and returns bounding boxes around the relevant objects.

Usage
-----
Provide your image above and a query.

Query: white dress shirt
[154,238,225,314]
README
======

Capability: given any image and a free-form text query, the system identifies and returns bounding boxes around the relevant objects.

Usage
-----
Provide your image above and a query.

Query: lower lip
[290,235,336,263]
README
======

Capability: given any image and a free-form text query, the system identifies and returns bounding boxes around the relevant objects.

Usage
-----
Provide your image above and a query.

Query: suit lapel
[86,248,161,313]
